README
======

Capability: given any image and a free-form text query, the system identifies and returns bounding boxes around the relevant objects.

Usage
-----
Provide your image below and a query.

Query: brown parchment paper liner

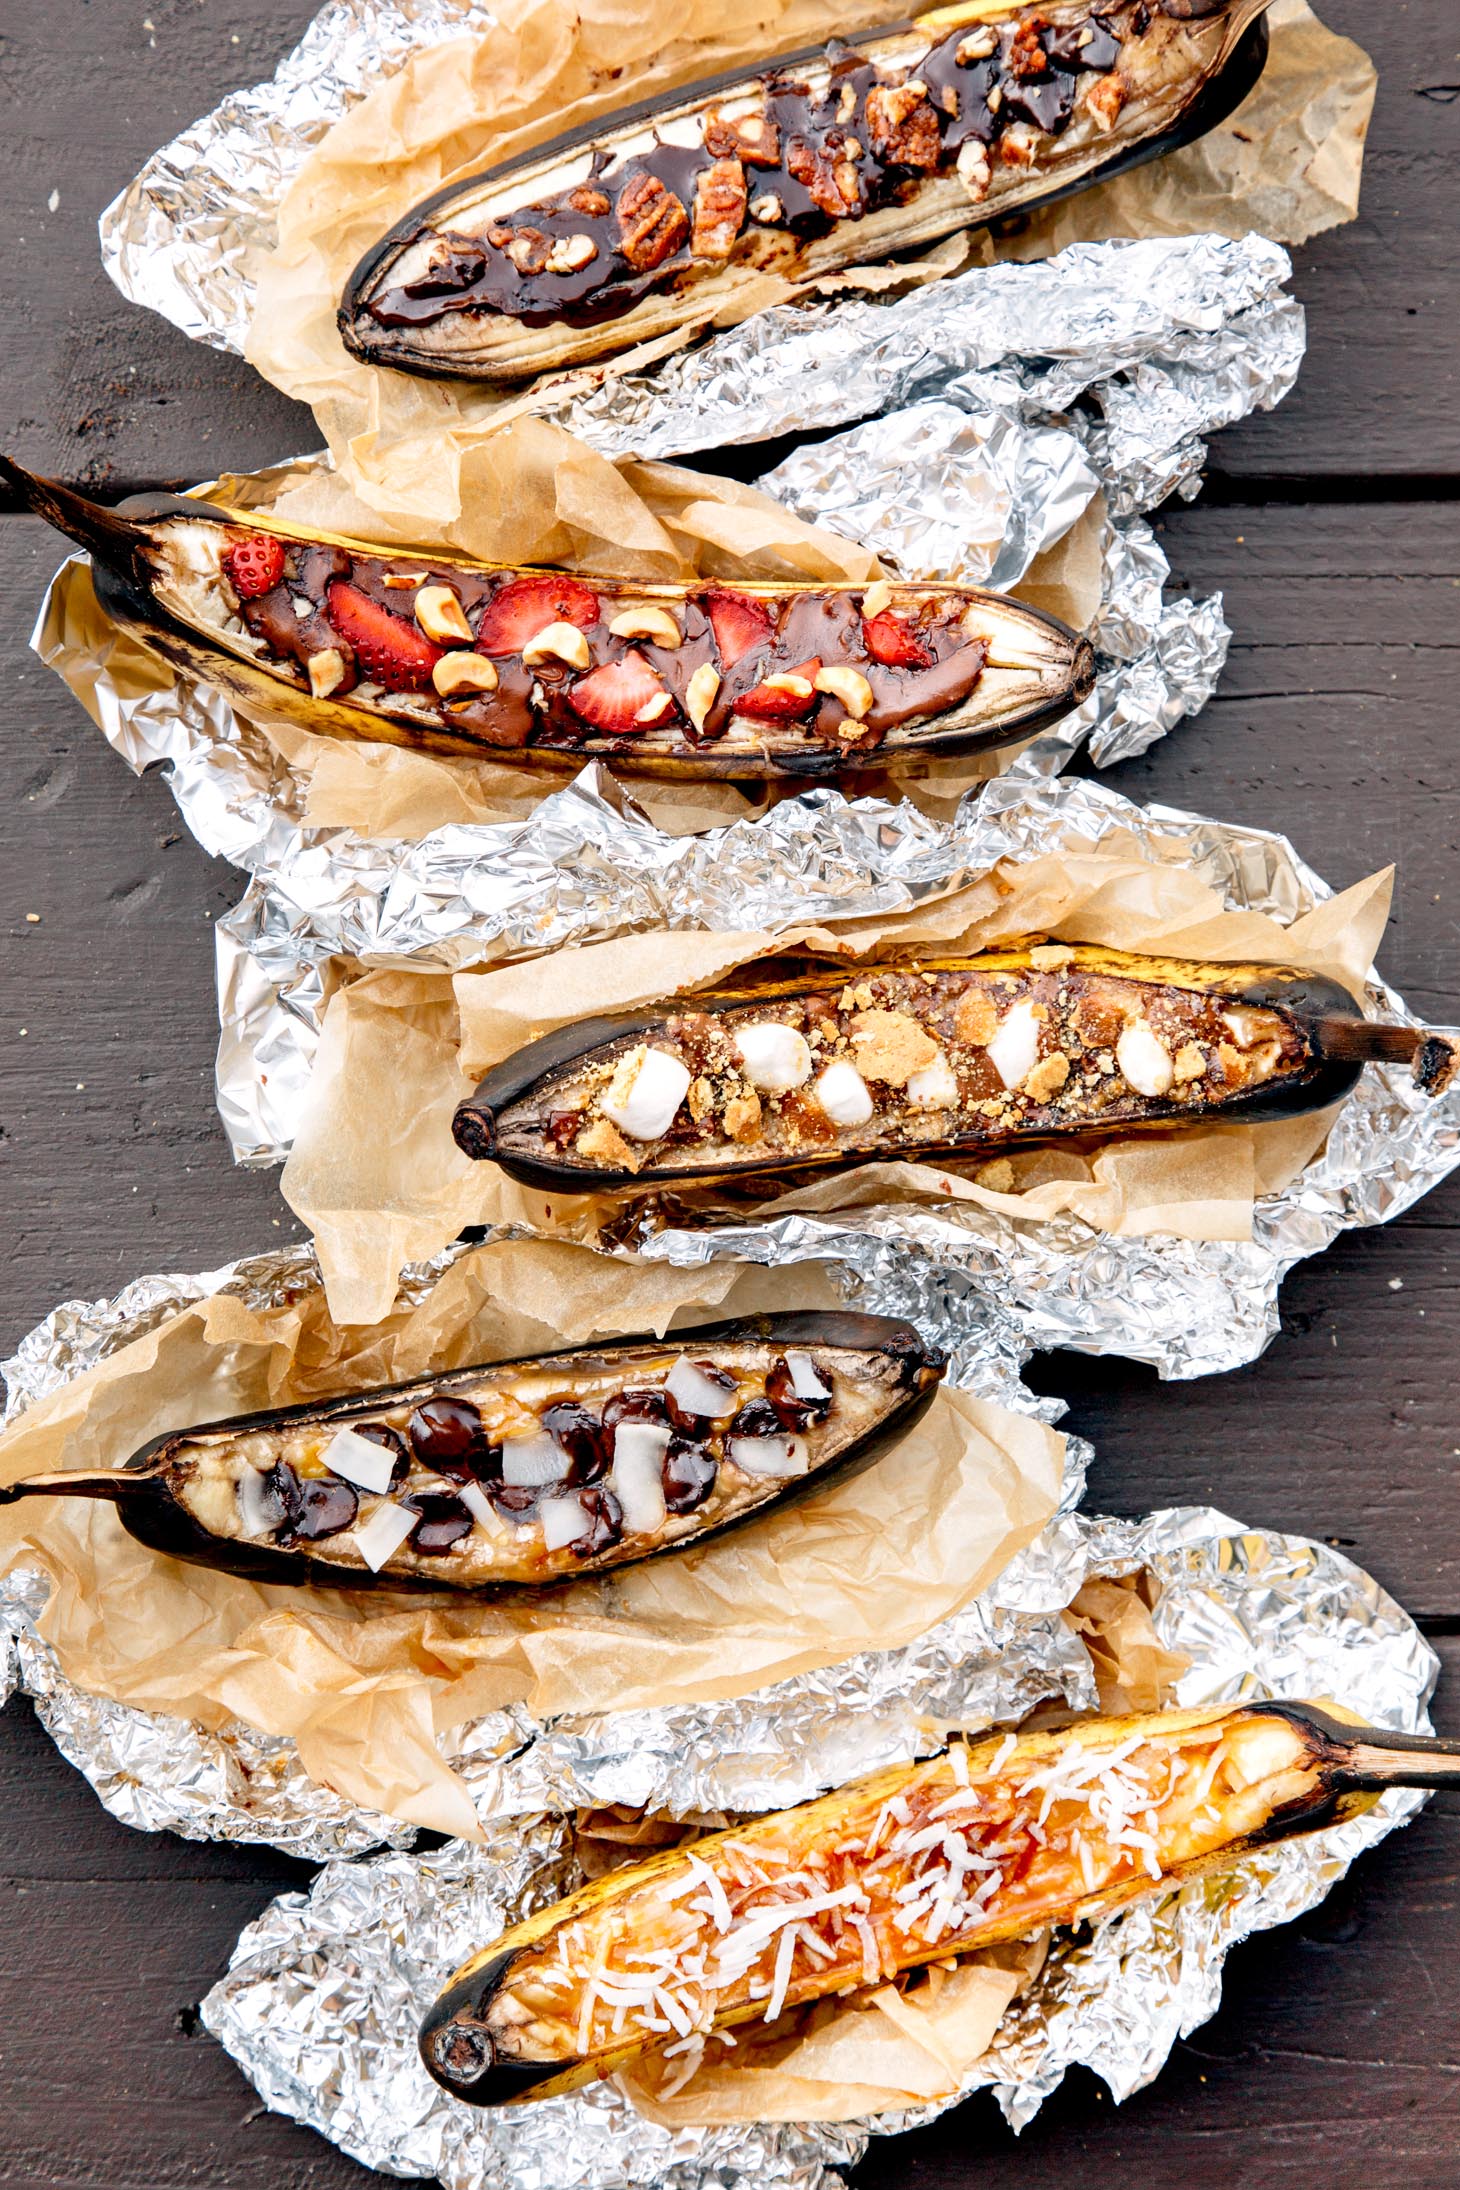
[0,1238,1064,1839]
[244,0,1371,519]
[276,811,1393,1324]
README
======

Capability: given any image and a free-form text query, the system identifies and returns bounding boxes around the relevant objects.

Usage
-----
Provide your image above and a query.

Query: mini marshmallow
[600,1045,691,1141]
[1116,1019,1174,1097]
[735,1021,813,1091]
[906,1052,959,1109]
[814,1060,874,1126]
[987,999,1042,1090]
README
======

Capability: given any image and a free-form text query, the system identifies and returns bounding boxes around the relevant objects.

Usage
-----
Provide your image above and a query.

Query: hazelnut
[432,653,500,698]
[685,663,721,732]
[522,621,592,669]
[814,664,874,720]
[544,233,598,275]
[415,585,474,644]
[608,605,683,647]
[308,647,347,700]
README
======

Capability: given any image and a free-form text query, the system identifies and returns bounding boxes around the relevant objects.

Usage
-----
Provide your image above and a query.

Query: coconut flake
[611,1421,671,1532]
[501,1430,565,1487]
[666,1355,735,1420]
[784,1350,830,1401]
[813,1059,873,1125]
[987,999,1042,1089]
[237,1464,280,1540]
[352,1499,417,1572]
[458,1481,498,1529]
[728,1433,811,1477]
[601,1045,691,1140]
[320,1426,398,1496]
[735,1021,812,1091]
[540,1492,589,1551]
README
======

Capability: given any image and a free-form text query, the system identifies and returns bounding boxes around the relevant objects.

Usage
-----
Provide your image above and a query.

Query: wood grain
[0,2,1458,2187]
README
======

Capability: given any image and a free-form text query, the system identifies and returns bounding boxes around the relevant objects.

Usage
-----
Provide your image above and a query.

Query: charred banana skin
[419,1701,1460,2106]
[341,6,1271,383]
[3,458,1093,777]
[0,1313,943,1597]
[452,954,1396,1193]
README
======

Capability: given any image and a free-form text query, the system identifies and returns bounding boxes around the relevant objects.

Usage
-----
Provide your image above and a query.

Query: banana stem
[1312,1016,1458,1095]
[0,1470,138,1508]
[1333,1722,1460,1794]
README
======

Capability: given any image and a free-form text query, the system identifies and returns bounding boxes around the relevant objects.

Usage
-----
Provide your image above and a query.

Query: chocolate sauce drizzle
[369,6,1156,334]
[231,536,991,756]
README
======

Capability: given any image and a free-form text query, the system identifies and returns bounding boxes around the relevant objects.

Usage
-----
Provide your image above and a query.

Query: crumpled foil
[199,1502,1438,2188]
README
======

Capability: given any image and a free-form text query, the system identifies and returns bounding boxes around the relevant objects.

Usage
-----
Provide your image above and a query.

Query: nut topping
[544,233,598,275]
[865,81,942,171]
[616,172,689,271]
[860,579,894,621]
[415,585,474,644]
[814,664,874,719]
[692,158,749,261]
[608,605,683,648]
[308,647,348,699]
[957,140,992,202]
[749,192,785,224]
[522,621,593,670]
[685,662,722,732]
[504,228,551,275]
[1082,71,1127,131]
[433,653,500,698]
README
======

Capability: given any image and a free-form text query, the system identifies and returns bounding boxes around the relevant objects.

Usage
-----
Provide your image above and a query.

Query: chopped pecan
[501,227,550,275]
[787,134,862,218]
[864,81,942,171]
[616,172,690,271]
[1005,17,1052,77]
[692,157,748,261]
[705,110,781,167]
[568,185,611,217]
[1082,71,1128,131]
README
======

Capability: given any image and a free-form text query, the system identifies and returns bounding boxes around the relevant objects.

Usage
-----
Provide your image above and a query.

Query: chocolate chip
[663,1441,718,1514]
[541,1400,609,1484]
[409,1396,485,1475]
[403,1493,474,1553]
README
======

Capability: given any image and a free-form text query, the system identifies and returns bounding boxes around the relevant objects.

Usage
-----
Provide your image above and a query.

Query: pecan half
[568,185,611,217]
[692,157,748,260]
[616,172,690,271]
[864,82,942,171]
[705,110,781,167]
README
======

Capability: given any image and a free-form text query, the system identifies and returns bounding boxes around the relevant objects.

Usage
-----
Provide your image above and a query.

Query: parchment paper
[0,1239,1064,1837]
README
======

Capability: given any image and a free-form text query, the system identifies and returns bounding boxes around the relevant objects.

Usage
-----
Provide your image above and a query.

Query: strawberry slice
[569,650,673,734]
[476,574,600,657]
[706,588,774,666]
[222,532,286,600]
[325,580,442,691]
[732,658,822,720]
[863,610,932,669]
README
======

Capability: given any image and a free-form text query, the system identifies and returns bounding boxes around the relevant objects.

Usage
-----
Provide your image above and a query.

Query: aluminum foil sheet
[199,1504,1438,2187]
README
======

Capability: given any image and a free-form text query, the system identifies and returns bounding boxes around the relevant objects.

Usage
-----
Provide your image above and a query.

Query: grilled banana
[0,1314,943,1593]
[420,1700,1460,2104]
[342,0,1272,382]
[453,944,1459,1191]
[5,458,1093,776]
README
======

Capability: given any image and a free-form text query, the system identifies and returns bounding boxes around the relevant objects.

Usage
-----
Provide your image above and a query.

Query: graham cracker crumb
[723,1088,763,1141]
[1022,1051,1070,1103]
[576,1117,642,1171]
[1172,1042,1206,1085]
[954,989,1000,1047]
[849,1008,939,1087]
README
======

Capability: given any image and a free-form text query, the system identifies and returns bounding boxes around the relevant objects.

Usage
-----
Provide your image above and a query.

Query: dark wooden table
[2,5,1458,2185]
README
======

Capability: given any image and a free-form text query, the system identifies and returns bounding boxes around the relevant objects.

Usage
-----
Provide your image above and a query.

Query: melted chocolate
[367,6,1140,334]
[230,526,995,757]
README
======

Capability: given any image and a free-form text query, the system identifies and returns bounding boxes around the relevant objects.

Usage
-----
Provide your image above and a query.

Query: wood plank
[0,0,1455,491]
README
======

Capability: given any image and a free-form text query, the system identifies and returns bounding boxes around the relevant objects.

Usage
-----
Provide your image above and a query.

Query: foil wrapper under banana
[198,1499,1437,2186]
